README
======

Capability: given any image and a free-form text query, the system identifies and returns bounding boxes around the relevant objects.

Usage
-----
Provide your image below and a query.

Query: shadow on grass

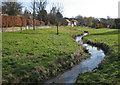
[91,30,119,36]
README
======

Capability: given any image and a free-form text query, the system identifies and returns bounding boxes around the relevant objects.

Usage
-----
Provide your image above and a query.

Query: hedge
[28,19,42,25]
[35,20,40,25]
[41,21,45,25]
[2,15,44,27]
[14,16,22,27]
[21,15,27,27]
[2,15,26,27]
[27,19,33,25]
[0,16,1,27]
[2,15,9,27]
[47,22,51,26]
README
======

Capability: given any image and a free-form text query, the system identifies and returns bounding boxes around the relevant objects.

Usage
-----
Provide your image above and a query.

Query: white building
[66,19,78,27]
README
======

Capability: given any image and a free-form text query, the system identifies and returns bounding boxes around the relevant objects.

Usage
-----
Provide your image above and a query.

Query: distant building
[66,19,71,26]
[65,18,78,27]
[73,19,78,26]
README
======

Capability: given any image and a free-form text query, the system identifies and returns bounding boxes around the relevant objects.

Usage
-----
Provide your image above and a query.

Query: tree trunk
[33,0,35,30]
[57,25,59,35]
[21,26,22,31]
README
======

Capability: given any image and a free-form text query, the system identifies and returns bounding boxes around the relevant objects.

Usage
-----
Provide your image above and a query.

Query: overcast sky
[46,0,119,18]
[2,0,120,18]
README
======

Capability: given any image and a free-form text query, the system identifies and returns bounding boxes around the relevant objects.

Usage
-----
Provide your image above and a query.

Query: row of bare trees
[2,0,119,30]
[2,0,67,34]
[2,0,66,26]
[30,0,66,33]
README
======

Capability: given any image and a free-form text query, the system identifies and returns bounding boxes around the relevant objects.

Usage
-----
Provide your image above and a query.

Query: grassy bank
[2,27,90,83]
[75,27,120,84]
[2,27,119,83]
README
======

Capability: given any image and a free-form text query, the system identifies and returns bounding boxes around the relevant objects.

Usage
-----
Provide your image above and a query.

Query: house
[65,18,78,27]
[66,19,71,26]
[73,19,78,26]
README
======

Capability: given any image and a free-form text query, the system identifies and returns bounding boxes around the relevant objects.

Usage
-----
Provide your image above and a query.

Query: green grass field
[2,27,90,83]
[2,27,120,83]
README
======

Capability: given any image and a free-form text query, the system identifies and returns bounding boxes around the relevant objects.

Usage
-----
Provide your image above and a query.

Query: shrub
[97,24,104,28]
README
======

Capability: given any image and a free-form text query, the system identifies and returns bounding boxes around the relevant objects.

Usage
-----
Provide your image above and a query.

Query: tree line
[2,0,67,26]
[1,0,120,29]
[75,15,120,29]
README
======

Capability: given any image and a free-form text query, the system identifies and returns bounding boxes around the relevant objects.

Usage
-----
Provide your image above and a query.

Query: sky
[118,1,120,18]
[46,0,119,18]
[2,0,120,18]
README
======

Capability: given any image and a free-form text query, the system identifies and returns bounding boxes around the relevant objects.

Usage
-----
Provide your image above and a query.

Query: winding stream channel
[46,33,105,83]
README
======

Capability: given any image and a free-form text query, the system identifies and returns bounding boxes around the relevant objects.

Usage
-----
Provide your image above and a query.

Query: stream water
[46,33,105,84]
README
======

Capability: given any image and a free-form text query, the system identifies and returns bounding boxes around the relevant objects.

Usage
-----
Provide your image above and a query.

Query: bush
[97,24,104,28]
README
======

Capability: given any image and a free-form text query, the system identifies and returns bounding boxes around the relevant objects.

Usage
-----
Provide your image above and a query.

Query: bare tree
[50,3,63,15]
[35,0,48,24]
[0,5,2,15]
[30,0,47,14]
[30,0,48,28]
[50,3,63,35]
[36,0,47,13]
[33,0,35,30]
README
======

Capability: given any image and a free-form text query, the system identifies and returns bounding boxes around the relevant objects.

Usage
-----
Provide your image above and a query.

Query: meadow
[2,27,119,83]
[2,27,89,83]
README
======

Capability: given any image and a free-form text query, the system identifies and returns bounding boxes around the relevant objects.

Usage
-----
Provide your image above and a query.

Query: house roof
[66,19,71,23]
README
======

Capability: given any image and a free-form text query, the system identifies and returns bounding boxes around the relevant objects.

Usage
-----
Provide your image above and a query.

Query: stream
[46,33,105,84]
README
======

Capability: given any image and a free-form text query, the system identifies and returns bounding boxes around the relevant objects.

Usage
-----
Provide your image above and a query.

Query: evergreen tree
[2,1,22,15]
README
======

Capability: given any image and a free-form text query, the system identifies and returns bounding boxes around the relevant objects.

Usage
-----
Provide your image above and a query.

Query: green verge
[2,27,90,83]
[75,27,120,84]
